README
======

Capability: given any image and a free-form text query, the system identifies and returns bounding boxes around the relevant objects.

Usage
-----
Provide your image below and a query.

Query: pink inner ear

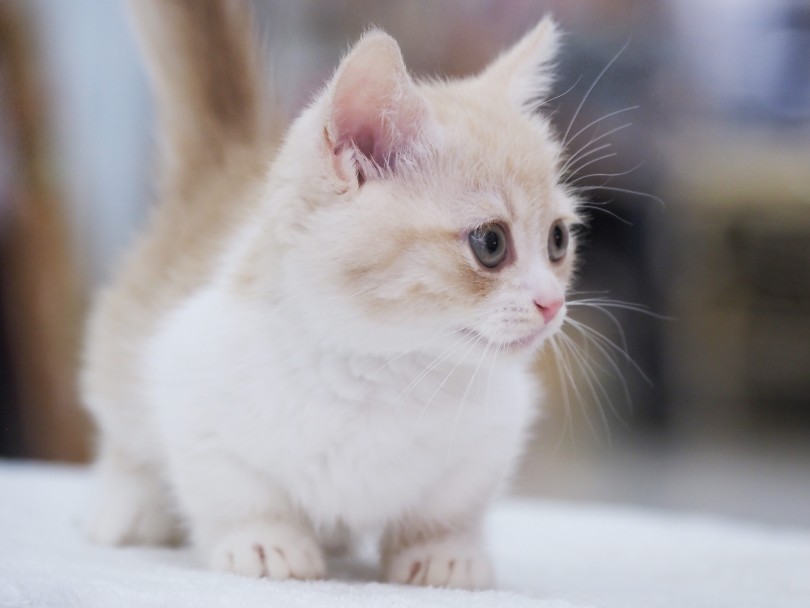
[328,35,429,177]
[332,83,409,171]
[345,123,389,168]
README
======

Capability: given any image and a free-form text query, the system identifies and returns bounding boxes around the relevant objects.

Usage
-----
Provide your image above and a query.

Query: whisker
[484,340,503,425]
[559,329,630,430]
[568,302,631,353]
[560,118,634,177]
[558,332,616,441]
[447,337,493,458]
[565,160,645,187]
[361,321,466,385]
[565,322,635,416]
[533,75,583,112]
[577,203,633,225]
[547,335,575,458]
[559,37,632,154]
[565,317,652,386]
[567,289,612,297]
[554,331,602,444]
[563,152,619,184]
[561,107,638,167]
[394,331,480,409]
[413,333,483,429]
[569,299,674,321]
[572,185,666,208]
[560,121,633,177]
[560,142,613,177]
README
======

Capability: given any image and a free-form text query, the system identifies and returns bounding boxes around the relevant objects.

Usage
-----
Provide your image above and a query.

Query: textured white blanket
[1,463,808,607]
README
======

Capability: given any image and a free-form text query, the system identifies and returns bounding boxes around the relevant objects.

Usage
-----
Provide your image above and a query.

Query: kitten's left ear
[479,16,561,112]
[325,30,433,185]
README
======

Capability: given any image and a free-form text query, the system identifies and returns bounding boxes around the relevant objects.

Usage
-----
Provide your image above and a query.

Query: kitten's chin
[463,324,558,358]
[500,328,547,353]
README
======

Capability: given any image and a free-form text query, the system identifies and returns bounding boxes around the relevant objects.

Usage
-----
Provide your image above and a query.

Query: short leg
[84,447,182,546]
[168,449,325,580]
[320,521,354,557]
[381,517,493,589]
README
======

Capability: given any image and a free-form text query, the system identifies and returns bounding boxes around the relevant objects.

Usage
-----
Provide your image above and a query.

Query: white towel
[1,463,807,607]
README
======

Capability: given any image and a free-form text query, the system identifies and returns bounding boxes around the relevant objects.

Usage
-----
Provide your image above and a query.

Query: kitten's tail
[127,0,277,194]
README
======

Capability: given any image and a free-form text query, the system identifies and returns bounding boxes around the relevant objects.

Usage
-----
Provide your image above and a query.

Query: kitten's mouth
[463,327,548,354]
[498,328,546,352]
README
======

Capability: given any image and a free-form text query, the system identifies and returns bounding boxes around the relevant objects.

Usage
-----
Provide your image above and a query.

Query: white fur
[384,535,494,588]
[144,277,536,546]
[84,18,577,590]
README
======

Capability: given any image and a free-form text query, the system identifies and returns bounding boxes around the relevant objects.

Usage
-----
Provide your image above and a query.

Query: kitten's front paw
[209,521,325,580]
[384,538,493,589]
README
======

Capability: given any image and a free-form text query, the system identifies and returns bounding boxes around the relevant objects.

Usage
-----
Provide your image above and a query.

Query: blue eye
[548,220,568,262]
[469,223,508,268]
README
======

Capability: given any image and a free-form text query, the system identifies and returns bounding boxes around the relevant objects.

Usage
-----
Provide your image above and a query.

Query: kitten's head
[275,18,580,360]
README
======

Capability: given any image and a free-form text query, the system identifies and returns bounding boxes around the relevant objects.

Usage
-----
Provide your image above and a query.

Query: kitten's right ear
[479,16,561,112]
[324,30,433,186]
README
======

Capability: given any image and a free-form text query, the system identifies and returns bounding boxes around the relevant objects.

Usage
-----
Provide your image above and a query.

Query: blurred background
[1,0,808,526]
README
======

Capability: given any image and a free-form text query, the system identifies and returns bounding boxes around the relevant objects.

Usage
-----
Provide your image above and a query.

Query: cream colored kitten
[82,0,580,589]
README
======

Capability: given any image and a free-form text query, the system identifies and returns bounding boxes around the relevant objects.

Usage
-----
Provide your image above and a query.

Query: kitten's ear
[325,30,432,185]
[479,16,561,112]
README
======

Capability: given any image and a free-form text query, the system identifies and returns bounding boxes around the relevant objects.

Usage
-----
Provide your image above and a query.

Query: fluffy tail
[127,0,276,193]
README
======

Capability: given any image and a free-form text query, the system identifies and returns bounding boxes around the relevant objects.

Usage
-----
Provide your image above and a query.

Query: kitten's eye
[548,221,568,262]
[469,223,508,269]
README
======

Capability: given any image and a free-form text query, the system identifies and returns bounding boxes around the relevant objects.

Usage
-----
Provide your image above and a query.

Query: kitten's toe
[209,521,325,580]
[385,538,493,589]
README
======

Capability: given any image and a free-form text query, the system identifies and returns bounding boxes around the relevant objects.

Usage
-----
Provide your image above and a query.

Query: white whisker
[447,337,493,459]
[572,184,666,208]
[559,330,628,434]
[563,152,619,184]
[559,331,614,441]
[484,340,503,425]
[560,142,613,177]
[561,107,638,169]
[554,331,602,443]
[394,331,480,410]
[413,334,483,429]
[569,299,674,321]
[559,37,632,154]
[533,75,583,112]
[577,204,633,225]
[361,321,465,385]
[548,335,575,458]
[565,160,644,187]
[565,317,652,387]
[568,302,631,353]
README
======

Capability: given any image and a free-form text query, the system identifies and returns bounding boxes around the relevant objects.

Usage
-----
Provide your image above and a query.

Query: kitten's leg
[85,444,182,546]
[381,516,493,589]
[320,521,354,557]
[169,450,325,580]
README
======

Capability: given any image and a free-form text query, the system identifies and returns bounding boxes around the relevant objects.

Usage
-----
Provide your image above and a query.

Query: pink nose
[535,298,563,324]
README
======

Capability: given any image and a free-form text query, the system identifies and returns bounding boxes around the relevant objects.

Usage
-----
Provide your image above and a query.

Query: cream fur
[82,4,580,590]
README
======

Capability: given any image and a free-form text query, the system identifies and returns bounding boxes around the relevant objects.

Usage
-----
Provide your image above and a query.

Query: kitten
[82,0,580,590]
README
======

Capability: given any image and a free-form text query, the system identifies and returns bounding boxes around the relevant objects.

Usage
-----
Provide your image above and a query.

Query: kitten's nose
[535,298,563,324]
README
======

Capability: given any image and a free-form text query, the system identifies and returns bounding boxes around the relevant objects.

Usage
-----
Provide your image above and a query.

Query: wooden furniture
[0,3,88,461]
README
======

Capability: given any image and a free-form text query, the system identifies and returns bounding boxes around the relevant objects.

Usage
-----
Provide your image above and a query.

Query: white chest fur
[145,287,537,531]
